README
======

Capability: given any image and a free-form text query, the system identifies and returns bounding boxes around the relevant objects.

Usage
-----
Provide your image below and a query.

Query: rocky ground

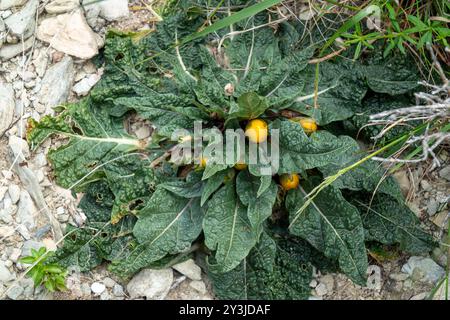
[0,0,448,301]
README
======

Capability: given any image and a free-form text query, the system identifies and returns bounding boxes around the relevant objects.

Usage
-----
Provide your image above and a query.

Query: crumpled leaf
[236,170,278,233]
[362,53,420,95]
[106,158,167,223]
[27,99,147,192]
[227,92,269,121]
[158,171,204,198]
[319,157,404,203]
[110,187,203,277]
[203,182,258,273]
[200,169,229,206]
[273,119,359,174]
[353,194,435,254]
[209,232,315,300]
[286,178,368,285]
[50,181,136,271]
[287,60,367,125]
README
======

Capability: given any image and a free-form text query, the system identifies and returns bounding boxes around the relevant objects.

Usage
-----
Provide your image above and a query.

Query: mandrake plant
[27,1,438,299]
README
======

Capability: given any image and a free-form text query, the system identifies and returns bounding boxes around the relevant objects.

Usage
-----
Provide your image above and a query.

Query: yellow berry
[234,162,247,171]
[297,117,318,134]
[199,157,208,168]
[245,119,268,143]
[280,173,300,191]
[179,135,192,143]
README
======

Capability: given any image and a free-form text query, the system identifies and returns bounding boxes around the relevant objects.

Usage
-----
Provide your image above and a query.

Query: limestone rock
[0,83,14,136]
[37,9,99,59]
[4,0,39,38]
[127,269,173,300]
[0,0,27,11]
[0,37,33,60]
[45,0,80,14]
[38,56,74,111]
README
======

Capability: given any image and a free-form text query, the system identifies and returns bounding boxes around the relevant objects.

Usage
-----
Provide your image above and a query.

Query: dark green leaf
[286,178,368,285]
[273,119,359,174]
[203,182,258,272]
[227,92,269,121]
[209,232,313,300]
[353,195,435,254]
[110,188,203,277]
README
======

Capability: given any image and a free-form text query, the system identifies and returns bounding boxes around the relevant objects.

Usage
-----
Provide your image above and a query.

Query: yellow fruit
[199,157,208,168]
[280,173,300,191]
[179,135,192,143]
[234,162,247,170]
[245,119,268,143]
[297,117,318,134]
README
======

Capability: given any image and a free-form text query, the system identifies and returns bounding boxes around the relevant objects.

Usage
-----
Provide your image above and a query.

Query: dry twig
[369,45,450,169]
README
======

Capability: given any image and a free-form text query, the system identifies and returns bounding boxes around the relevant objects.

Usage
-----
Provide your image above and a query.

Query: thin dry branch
[369,45,450,169]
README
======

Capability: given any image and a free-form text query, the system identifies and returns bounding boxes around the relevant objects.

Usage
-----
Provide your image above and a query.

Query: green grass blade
[288,124,428,229]
[180,0,283,45]
[320,4,379,55]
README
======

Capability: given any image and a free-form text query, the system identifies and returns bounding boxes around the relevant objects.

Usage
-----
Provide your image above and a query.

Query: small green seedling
[19,247,68,292]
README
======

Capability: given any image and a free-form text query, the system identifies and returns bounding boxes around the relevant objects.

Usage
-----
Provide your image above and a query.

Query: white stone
[401,256,445,284]
[393,171,410,196]
[127,268,173,300]
[0,225,15,238]
[134,126,151,139]
[112,284,124,297]
[6,284,23,299]
[33,153,47,168]
[172,259,202,281]
[0,207,15,224]
[0,37,34,60]
[410,292,428,300]
[72,73,100,96]
[389,273,409,281]
[0,261,14,282]
[8,184,20,204]
[20,70,35,82]
[2,170,13,180]
[189,280,207,294]
[439,166,450,182]
[17,224,30,240]
[100,291,111,300]
[315,283,328,296]
[4,0,39,38]
[0,83,14,136]
[0,186,7,202]
[38,56,74,111]
[0,0,26,10]
[319,275,334,292]
[17,190,37,230]
[82,0,100,28]
[91,282,106,295]
[309,279,318,288]
[32,50,48,77]
[8,135,30,158]
[37,9,100,59]
[97,0,129,21]
[81,283,91,296]
[102,277,116,288]
[45,0,80,14]
[9,248,21,262]
[420,180,431,191]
